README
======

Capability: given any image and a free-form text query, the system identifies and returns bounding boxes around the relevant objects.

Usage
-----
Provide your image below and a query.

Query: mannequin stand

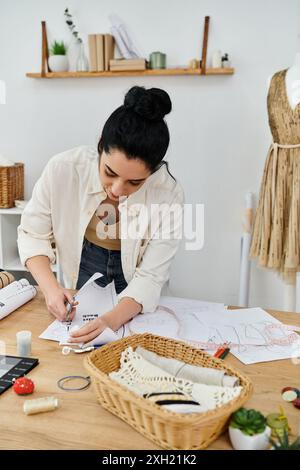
[284,282,296,312]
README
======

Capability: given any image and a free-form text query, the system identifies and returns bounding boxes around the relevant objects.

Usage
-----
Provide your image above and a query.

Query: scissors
[65,297,77,330]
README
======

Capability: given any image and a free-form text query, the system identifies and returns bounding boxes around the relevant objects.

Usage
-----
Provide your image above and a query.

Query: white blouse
[17,146,184,312]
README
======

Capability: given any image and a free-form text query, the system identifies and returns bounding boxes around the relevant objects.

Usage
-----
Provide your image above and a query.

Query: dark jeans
[76,239,128,294]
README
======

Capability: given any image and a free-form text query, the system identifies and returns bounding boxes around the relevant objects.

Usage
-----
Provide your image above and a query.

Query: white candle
[16,330,32,357]
[212,50,222,68]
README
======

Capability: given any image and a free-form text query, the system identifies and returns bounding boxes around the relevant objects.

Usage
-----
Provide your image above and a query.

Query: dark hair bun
[124,86,172,121]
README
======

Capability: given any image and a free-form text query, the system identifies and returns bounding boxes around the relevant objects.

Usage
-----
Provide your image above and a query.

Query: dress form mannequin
[264,53,300,312]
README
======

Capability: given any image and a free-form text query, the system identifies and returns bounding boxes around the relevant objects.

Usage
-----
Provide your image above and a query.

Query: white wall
[0,0,300,310]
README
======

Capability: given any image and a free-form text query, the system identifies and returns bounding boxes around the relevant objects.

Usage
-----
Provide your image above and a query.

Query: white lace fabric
[109,347,242,413]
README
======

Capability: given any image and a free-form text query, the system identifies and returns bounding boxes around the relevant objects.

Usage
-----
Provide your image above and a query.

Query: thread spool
[16,330,32,357]
[23,396,59,415]
[189,58,199,69]
[0,271,15,289]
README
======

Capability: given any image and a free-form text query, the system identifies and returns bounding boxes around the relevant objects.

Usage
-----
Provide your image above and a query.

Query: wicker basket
[0,163,24,208]
[84,333,253,450]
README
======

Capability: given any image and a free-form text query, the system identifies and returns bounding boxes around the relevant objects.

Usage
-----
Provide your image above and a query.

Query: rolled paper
[223,375,240,388]
[136,347,239,387]
[0,271,15,289]
[0,279,29,300]
[0,281,36,321]
[23,396,59,415]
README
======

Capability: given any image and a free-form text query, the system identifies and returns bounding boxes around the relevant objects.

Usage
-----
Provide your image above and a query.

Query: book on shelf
[104,34,115,71]
[110,65,146,72]
[109,58,146,71]
[110,58,146,66]
[88,33,105,72]
[88,34,97,72]
[96,34,104,71]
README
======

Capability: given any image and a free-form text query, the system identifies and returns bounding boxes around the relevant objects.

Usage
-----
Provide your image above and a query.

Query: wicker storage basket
[84,333,253,450]
[0,163,24,208]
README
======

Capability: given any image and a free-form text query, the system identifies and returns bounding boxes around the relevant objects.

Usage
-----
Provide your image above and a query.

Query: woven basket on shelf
[84,333,253,450]
[0,163,24,208]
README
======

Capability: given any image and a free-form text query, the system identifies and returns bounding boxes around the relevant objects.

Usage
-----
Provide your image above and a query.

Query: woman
[18,86,184,343]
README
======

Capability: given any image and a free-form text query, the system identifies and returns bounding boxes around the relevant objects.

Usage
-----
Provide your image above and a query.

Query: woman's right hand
[43,285,78,322]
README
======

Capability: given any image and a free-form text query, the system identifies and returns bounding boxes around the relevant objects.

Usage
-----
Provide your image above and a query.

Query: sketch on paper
[129,301,300,364]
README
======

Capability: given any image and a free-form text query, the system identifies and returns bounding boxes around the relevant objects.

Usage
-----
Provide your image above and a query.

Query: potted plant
[48,40,69,72]
[270,430,300,450]
[228,408,271,450]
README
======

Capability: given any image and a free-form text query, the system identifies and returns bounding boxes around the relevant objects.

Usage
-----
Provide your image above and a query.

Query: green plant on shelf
[229,408,267,436]
[50,41,67,56]
[270,430,300,450]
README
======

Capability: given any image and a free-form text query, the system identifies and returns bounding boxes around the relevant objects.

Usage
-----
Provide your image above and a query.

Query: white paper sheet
[129,303,300,364]
[184,307,284,347]
[109,14,144,59]
[198,307,300,364]
[60,326,119,348]
[129,296,227,343]
[39,273,118,347]
[232,338,300,364]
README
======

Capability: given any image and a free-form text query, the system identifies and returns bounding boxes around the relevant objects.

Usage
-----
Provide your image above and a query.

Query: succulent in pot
[48,41,69,72]
[229,408,271,450]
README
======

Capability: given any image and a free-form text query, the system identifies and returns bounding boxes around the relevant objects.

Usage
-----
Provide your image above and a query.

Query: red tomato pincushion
[13,377,35,395]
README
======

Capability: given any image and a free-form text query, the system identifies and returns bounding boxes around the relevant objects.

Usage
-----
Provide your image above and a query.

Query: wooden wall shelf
[31,18,234,80]
[26,68,234,78]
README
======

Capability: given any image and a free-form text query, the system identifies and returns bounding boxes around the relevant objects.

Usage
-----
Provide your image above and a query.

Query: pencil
[220,348,230,360]
[214,347,226,358]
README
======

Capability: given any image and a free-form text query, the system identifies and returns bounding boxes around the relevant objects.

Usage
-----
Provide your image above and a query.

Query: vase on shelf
[76,41,89,72]
[48,55,69,72]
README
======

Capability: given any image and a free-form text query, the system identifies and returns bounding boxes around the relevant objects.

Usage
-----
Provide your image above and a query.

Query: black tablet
[0,355,39,395]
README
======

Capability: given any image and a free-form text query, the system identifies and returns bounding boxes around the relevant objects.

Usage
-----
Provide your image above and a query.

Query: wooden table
[0,290,299,450]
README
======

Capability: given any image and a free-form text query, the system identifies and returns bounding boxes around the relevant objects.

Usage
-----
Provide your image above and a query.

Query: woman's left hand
[69,317,108,344]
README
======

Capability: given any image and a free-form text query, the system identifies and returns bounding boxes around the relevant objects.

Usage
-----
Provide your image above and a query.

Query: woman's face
[99,149,151,201]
